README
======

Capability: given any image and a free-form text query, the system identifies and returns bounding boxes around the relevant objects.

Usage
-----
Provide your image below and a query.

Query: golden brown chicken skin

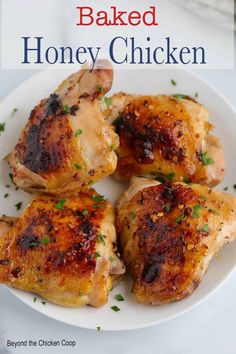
[0,190,125,307]
[108,94,225,187]
[117,178,236,305]
[6,60,119,195]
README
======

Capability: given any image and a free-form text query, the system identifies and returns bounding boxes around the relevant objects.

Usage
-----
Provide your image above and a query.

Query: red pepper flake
[11,267,21,278]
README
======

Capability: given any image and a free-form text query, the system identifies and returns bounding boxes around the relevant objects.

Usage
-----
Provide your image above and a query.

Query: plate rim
[1,67,236,331]
[5,263,236,331]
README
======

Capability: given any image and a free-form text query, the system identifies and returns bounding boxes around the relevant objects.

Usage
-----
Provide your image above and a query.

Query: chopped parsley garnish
[91,194,104,202]
[55,198,66,210]
[4,193,9,198]
[15,202,22,211]
[224,187,228,191]
[82,209,88,216]
[92,252,101,258]
[164,203,171,212]
[171,79,177,86]
[30,236,51,248]
[33,297,37,303]
[41,301,46,305]
[93,204,105,209]
[96,327,101,331]
[155,176,165,183]
[195,93,199,98]
[63,104,70,114]
[176,213,185,224]
[109,256,116,262]
[183,176,191,184]
[12,108,18,116]
[75,129,83,137]
[5,185,10,188]
[112,114,121,127]
[172,94,188,100]
[233,184,236,190]
[9,173,14,184]
[88,179,94,185]
[199,152,214,166]
[98,234,105,245]
[130,212,136,220]
[96,84,104,93]
[111,305,120,312]
[193,205,203,218]
[201,224,209,233]
[200,195,207,201]
[111,144,115,151]
[0,123,6,135]
[29,241,38,248]
[115,294,124,302]
[167,172,175,181]
[116,150,121,160]
[74,163,82,170]
[104,97,112,109]
[41,236,50,245]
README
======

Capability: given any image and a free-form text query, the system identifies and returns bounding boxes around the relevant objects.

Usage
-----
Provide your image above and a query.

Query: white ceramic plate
[0,68,236,331]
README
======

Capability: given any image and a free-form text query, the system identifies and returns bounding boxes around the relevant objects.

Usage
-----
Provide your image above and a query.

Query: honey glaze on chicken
[109,94,225,187]
[6,60,119,195]
[0,190,125,307]
[16,93,75,174]
[117,178,236,305]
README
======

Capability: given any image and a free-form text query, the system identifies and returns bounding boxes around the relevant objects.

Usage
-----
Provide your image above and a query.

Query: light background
[0,0,234,69]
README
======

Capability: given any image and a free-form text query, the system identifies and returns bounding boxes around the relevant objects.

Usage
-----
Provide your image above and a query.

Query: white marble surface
[173,0,234,30]
[0,50,236,353]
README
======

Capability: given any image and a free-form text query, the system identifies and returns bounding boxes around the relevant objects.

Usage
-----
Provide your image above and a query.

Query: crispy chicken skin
[6,60,119,195]
[108,93,225,187]
[0,190,125,307]
[116,178,236,305]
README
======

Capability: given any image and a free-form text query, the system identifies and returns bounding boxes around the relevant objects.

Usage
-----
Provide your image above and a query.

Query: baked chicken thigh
[0,190,125,307]
[6,61,119,195]
[108,94,225,187]
[116,177,236,305]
